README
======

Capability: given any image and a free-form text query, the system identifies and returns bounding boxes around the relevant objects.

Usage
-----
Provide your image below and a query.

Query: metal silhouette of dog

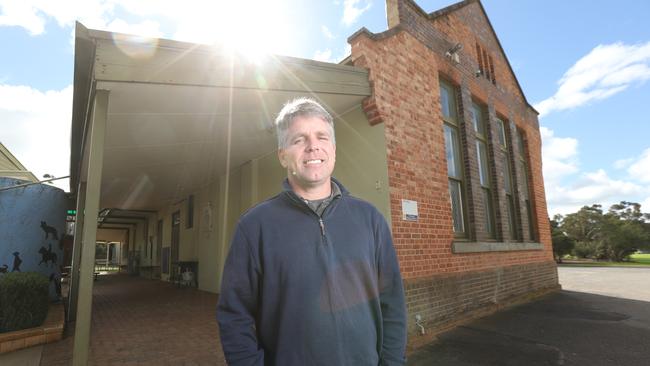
[12,252,22,272]
[38,244,57,266]
[41,221,59,240]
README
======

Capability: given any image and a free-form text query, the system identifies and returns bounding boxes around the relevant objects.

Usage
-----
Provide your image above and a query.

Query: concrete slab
[559,266,650,302]
[408,266,650,366]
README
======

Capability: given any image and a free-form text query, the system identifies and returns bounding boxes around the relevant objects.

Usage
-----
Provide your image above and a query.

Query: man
[217,98,407,366]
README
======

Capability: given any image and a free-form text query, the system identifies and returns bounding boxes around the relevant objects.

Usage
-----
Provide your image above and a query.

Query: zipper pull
[319,218,325,236]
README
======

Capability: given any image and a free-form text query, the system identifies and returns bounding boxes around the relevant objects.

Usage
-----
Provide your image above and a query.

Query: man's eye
[293,138,304,144]
[319,136,329,140]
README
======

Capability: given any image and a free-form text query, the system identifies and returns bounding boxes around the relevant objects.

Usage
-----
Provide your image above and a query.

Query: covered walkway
[41,274,225,365]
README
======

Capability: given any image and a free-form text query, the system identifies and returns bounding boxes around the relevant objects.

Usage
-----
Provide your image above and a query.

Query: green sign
[67,210,77,215]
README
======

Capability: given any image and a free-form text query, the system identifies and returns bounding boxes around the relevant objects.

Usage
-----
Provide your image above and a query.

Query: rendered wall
[0,177,66,299]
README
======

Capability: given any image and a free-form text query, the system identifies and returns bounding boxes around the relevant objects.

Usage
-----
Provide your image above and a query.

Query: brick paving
[40,274,226,365]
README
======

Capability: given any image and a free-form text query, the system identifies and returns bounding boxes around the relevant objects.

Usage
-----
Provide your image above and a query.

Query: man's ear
[278,149,287,168]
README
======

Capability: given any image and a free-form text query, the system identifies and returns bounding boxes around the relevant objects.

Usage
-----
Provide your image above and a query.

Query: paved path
[408,266,650,366]
[40,274,226,366]
[558,266,650,302]
[7,266,646,365]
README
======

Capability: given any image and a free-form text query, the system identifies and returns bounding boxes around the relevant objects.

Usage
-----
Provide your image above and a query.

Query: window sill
[452,241,543,253]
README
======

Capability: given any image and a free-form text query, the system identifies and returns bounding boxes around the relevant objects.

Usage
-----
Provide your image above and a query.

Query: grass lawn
[560,253,650,267]
[629,253,650,265]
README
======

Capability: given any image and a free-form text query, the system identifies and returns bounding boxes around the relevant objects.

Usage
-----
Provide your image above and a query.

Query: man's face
[278,115,336,193]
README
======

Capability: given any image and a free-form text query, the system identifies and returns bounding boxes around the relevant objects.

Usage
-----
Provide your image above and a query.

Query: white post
[72,89,109,366]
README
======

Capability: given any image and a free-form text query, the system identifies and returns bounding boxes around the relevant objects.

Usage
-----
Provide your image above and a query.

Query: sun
[172,0,292,62]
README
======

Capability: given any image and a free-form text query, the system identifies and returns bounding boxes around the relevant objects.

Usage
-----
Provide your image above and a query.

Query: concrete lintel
[452,241,543,254]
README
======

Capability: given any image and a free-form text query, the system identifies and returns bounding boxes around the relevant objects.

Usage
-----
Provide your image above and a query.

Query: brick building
[347,0,558,347]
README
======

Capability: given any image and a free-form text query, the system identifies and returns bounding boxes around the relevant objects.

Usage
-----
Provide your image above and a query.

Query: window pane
[440,84,451,120]
[444,125,462,179]
[506,194,517,239]
[519,160,529,199]
[517,129,525,156]
[477,141,490,187]
[503,156,512,194]
[449,180,465,233]
[440,82,456,122]
[496,119,506,147]
[482,188,495,238]
[472,103,485,136]
[526,199,535,240]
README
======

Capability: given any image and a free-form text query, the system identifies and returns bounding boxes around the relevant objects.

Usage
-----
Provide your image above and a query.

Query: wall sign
[402,199,418,221]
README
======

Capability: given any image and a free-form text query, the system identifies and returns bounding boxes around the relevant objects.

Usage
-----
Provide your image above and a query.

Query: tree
[550,215,574,263]
[558,202,650,261]
[600,201,650,261]
[561,205,604,259]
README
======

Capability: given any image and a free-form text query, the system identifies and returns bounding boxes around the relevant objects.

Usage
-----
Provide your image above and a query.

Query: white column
[72,89,109,366]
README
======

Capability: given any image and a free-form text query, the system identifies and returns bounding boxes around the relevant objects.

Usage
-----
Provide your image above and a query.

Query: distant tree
[601,201,650,261]
[550,215,574,263]
[561,205,604,258]
[556,202,650,261]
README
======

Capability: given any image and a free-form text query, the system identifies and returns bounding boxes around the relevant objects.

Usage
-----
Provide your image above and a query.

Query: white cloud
[313,49,334,63]
[614,157,635,169]
[627,148,650,183]
[540,126,650,216]
[540,126,579,184]
[340,43,352,61]
[0,84,72,192]
[342,0,371,26]
[0,1,46,35]
[321,25,334,39]
[641,196,650,213]
[0,0,114,34]
[534,41,650,117]
[105,18,162,38]
[547,169,647,216]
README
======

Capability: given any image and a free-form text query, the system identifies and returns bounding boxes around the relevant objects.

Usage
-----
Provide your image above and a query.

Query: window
[495,118,506,147]
[472,103,495,238]
[517,129,536,241]
[440,81,466,236]
[498,118,520,241]
[475,41,497,85]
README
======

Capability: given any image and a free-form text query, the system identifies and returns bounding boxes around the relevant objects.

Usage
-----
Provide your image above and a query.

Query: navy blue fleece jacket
[216,179,407,366]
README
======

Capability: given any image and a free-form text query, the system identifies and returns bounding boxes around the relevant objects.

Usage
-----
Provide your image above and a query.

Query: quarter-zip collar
[282,177,346,218]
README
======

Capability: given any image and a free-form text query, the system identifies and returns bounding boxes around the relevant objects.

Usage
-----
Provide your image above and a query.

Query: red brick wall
[349,0,555,281]
[349,1,558,344]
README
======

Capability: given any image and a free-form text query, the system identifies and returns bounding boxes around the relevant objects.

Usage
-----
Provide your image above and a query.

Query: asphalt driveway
[408,266,650,366]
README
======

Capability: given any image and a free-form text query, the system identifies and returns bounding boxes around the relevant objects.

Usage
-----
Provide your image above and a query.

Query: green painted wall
[145,105,391,294]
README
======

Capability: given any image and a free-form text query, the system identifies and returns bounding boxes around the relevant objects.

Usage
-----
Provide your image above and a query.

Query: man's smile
[305,159,325,165]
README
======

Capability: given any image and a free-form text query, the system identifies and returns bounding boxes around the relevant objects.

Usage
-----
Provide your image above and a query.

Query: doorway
[171,211,180,280]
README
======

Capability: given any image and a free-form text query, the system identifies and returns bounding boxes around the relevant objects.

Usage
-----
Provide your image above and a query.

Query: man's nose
[305,137,321,151]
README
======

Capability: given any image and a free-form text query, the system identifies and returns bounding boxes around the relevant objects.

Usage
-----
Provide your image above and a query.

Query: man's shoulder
[239,193,287,222]
[340,194,384,221]
[342,193,377,210]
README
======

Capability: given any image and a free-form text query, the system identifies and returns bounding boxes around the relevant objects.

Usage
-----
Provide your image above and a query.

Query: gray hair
[274,98,335,149]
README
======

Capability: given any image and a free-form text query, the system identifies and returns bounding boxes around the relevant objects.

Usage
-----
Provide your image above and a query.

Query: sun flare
[172,0,292,62]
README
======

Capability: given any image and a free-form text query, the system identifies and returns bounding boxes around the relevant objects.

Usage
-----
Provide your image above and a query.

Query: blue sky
[1,0,649,217]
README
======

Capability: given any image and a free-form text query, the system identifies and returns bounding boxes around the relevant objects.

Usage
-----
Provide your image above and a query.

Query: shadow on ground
[408,290,650,366]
